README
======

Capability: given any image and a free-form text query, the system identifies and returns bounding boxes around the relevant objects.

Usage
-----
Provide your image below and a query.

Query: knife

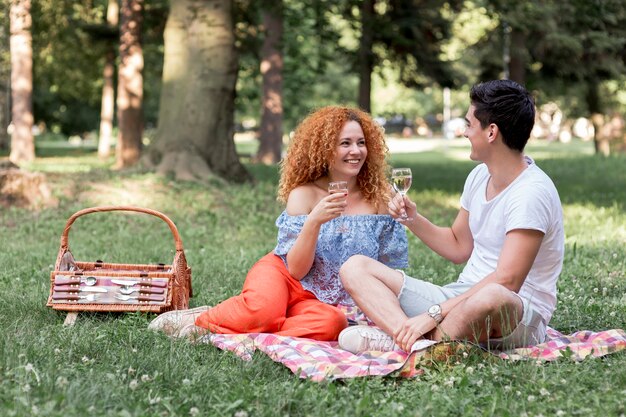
[52,294,98,300]
[115,294,165,302]
[53,286,108,293]
[110,279,167,288]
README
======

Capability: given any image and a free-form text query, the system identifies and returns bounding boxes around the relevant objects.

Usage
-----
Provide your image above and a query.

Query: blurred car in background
[443,117,466,139]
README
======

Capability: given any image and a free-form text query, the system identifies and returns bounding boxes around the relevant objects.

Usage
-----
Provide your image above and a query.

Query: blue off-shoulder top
[274,211,408,306]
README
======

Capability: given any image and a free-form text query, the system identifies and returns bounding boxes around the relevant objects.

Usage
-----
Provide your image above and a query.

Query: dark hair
[469,80,535,152]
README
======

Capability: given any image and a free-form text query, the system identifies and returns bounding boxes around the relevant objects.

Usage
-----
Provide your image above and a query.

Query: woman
[149,106,408,340]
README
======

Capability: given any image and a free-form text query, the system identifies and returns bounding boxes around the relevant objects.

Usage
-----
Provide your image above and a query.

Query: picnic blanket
[196,307,626,382]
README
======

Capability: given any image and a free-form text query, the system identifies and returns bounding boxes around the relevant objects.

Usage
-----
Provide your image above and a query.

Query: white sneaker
[148,305,210,337]
[338,325,398,353]
[177,324,209,340]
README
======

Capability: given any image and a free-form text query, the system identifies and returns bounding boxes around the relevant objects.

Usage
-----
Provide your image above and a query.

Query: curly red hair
[278,106,390,205]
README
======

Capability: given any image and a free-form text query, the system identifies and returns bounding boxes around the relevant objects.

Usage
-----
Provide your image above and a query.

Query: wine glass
[391,168,412,221]
[328,181,348,232]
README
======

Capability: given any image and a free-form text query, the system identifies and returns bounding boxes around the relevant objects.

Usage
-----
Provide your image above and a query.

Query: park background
[1,1,625,417]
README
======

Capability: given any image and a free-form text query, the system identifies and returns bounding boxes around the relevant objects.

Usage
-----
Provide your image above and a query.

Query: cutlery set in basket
[46,206,192,314]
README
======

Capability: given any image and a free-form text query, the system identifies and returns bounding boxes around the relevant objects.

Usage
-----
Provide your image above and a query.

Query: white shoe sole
[338,325,397,353]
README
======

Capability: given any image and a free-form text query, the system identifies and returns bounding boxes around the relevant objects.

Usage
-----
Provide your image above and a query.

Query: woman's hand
[388,191,417,222]
[307,191,347,226]
[393,314,437,351]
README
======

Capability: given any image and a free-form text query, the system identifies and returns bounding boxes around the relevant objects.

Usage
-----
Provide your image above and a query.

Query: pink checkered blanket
[196,307,626,381]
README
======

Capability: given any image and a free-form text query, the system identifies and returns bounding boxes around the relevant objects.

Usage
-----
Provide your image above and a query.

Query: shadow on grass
[35,145,99,158]
[10,142,626,210]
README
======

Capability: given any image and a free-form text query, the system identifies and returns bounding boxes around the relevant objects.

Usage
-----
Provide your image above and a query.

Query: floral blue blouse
[274,211,408,306]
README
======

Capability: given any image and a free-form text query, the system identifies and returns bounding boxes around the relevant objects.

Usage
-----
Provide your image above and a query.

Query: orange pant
[195,253,348,341]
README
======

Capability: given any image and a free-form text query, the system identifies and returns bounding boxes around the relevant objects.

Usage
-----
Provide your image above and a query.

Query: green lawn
[1,139,625,416]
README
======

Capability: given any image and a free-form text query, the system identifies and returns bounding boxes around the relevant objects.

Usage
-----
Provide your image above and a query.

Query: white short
[397,270,547,349]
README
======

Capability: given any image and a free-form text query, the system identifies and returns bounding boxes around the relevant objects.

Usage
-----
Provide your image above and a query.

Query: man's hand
[388,191,417,222]
[393,314,438,351]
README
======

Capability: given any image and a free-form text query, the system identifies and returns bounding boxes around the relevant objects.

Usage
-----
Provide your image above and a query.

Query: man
[339,80,564,353]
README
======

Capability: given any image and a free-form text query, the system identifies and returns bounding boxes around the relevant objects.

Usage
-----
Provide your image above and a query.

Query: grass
[1,138,625,416]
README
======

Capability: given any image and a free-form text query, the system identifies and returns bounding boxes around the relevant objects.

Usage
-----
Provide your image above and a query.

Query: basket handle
[60,206,184,252]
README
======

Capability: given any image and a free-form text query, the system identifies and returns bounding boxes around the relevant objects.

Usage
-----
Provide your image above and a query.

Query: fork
[119,285,164,295]
[115,294,165,302]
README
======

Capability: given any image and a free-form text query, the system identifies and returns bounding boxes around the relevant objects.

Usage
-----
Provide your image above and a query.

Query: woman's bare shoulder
[286,183,325,215]
[376,202,390,215]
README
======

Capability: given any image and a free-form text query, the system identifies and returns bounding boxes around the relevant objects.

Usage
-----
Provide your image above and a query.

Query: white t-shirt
[458,156,564,324]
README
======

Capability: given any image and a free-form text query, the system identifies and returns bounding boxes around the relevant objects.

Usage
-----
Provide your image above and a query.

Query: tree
[98,0,120,159]
[279,0,355,130]
[0,3,10,151]
[116,0,143,168]
[147,0,250,182]
[505,0,625,154]
[26,0,163,138]
[357,0,374,112]
[487,0,549,85]
[474,0,626,155]
[30,1,108,137]
[234,0,356,138]
[551,0,626,156]
[347,0,463,112]
[255,1,284,164]
[9,0,34,164]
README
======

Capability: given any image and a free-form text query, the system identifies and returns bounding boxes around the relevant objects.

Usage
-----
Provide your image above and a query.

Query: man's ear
[488,124,499,142]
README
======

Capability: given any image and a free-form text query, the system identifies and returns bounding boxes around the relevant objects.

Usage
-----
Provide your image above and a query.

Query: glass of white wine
[328,181,348,232]
[391,168,412,221]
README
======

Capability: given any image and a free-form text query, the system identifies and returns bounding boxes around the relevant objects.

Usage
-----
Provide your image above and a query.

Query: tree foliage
[5,0,625,162]
[471,0,626,154]
[31,0,107,135]
[474,0,626,111]
[27,0,167,136]
[371,0,464,88]
[281,0,356,128]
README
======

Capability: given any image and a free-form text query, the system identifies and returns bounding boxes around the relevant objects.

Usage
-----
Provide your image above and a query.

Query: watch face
[428,304,443,323]
[429,305,440,314]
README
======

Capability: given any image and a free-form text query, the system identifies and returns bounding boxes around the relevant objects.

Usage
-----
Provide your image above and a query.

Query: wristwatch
[427,304,443,324]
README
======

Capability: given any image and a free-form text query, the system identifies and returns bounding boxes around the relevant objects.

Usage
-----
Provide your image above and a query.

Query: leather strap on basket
[59,206,184,254]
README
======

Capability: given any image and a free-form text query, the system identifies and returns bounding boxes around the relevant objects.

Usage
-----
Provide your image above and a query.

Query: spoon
[54,276,98,286]
[83,276,97,286]
[119,285,164,295]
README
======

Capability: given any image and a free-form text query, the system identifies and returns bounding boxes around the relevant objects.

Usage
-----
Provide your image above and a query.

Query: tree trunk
[116,0,143,168]
[98,0,119,159]
[508,27,526,85]
[255,1,284,165]
[0,77,8,151]
[9,0,34,164]
[0,166,57,209]
[586,80,610,156]
[357,0,374,112]
[0,6,9,151]
[148,0,250,182]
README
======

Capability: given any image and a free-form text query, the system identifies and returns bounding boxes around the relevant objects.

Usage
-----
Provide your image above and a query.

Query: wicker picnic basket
[46,206,192,313]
